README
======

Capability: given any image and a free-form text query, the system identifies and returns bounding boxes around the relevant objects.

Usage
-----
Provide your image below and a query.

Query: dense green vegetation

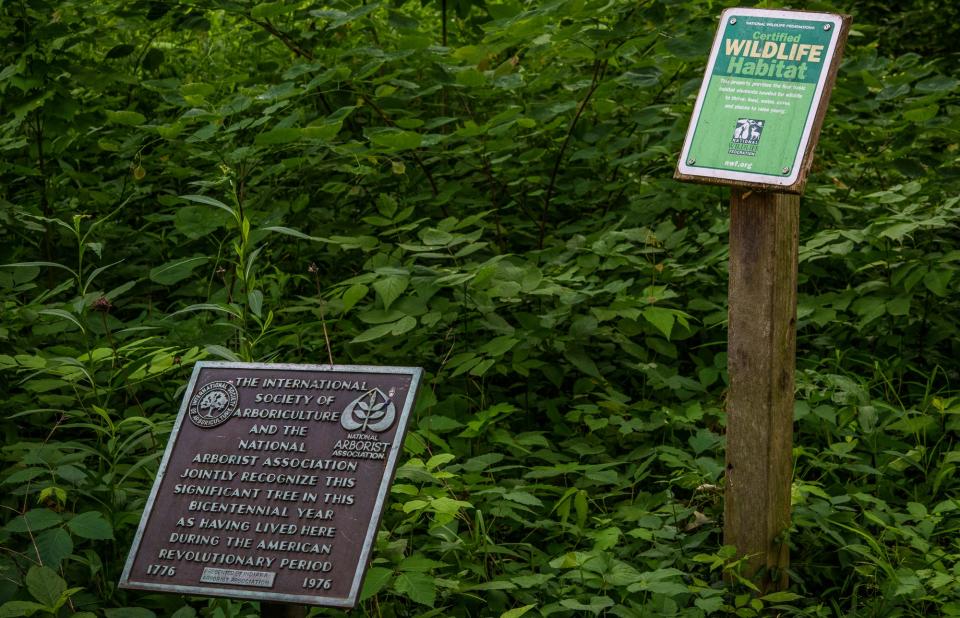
[1,0,958,616]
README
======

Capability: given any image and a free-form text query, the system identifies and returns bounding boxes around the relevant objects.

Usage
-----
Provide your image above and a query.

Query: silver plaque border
[118,361,423,608]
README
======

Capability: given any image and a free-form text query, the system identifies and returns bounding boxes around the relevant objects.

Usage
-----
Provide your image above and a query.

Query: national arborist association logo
[340,387,397,433]
[188,381,239,428]
[728,118,765,156]
[332,387,398,461]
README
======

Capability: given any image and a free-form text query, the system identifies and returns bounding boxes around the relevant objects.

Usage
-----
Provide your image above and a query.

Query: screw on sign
[674,7,851,591]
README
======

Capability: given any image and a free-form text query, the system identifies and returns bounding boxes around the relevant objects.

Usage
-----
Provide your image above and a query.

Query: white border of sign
[119,361,422,608]
[677,8,843,187]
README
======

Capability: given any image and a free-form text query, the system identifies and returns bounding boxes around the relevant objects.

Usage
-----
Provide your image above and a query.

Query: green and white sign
[677,8,845,188]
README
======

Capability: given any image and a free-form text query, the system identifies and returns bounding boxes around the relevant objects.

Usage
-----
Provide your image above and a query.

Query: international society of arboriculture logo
[188,381,239,428]
[728,118,765,156]
[340,388,397,433]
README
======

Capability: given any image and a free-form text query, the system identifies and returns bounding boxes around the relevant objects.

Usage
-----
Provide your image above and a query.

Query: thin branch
[245,16,333,114]
[539,58,608,249]
[248,16,314,59]
[357,92,445,214]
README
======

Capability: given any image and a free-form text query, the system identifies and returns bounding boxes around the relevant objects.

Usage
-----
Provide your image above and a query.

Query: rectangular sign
[675,8,850,193]
[119,362,422,607]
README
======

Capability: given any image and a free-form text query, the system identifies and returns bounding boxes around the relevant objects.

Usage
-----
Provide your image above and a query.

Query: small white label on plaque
[200,568,276,588]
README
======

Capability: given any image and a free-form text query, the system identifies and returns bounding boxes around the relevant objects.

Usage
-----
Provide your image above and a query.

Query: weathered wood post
[675,8,850,590]
[726,189,799,588]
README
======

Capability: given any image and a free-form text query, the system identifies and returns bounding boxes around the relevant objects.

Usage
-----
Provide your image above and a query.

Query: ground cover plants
[1,0,959,616]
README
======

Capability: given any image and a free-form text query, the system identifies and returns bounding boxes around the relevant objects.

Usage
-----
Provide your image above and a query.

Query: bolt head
[782,167,790,174]
[688,158,696,165]
[730,17,737,25]
[824,23,831,31]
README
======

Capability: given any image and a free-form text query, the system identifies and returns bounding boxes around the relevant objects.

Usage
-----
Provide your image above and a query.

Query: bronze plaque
[119,362,422,607]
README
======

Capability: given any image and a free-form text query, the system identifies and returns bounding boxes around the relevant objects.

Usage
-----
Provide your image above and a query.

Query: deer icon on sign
[733,118,764,143]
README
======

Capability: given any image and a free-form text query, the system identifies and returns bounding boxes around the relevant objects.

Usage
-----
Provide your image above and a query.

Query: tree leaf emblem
[342,388,396,432]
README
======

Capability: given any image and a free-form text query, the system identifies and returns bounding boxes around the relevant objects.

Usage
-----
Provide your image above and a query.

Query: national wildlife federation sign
[675,8,850,193]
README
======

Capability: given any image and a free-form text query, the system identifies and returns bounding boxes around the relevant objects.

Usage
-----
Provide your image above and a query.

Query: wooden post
[725,188,799,590]
[261,602,307,618]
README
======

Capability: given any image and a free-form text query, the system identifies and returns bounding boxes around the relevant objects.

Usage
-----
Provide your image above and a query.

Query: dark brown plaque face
[119,362,422,607]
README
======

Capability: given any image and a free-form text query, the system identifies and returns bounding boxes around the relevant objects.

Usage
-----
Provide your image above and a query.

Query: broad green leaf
[35,527,73,569]
[0,601,48,617]
[903,104,938,122]
[642,306,675,339]
[248,290,263,317]
[391,315,417,335]
[25,566,66,608]
[360,567,393,601]
[352,322,395,343]
[879,221,917,240]
[426,453,455,470]
[503,491,543,507]
[559,596,613,614]
[564,346,600,378]
[914,75,958,93]
[373,275,409,310]
[924,269,953,296]
[255,127,302,145]
[105,110,146,125]
[302,123,342,141]
[0,58,24,82]
[2,468,44,484]
[106,44,136,59]
[251,1,297,18]
[6,509,62,533]
[393,571,436,607]
[398,555,447,572]
[629,579,689,595]
[67,511,113,540]
[175,206,228,239]
[420,228,453,246]
[341,284,368,313]
[695,596,724,613]
[367,129,422,150]
[480,336,518,356]
[501,603,537,617]
[181,83,214,97]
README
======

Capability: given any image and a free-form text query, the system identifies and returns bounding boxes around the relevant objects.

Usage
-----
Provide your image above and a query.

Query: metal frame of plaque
[119,362,422,607]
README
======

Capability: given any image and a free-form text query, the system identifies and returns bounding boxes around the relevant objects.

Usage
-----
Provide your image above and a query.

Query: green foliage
[0,0,958,616]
